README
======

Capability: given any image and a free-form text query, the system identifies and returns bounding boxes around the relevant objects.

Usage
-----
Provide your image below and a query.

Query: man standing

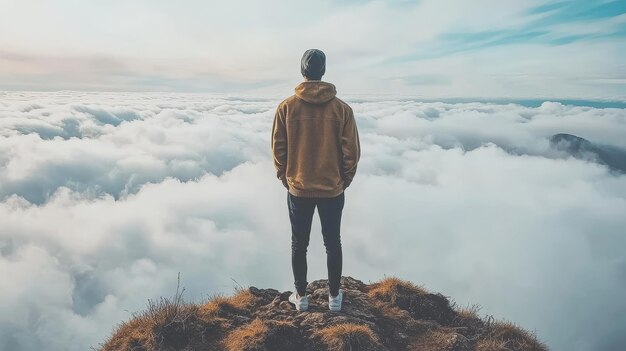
[271,49,361,312]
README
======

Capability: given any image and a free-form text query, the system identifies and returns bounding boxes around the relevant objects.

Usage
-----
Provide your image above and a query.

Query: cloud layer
[1,91,626,351]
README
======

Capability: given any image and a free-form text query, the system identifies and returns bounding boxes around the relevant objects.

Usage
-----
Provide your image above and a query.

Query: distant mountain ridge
[549,133,626,174]
[100,276,547,351]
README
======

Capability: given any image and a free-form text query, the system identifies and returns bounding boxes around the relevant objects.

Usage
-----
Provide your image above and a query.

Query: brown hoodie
[272,81,361,198]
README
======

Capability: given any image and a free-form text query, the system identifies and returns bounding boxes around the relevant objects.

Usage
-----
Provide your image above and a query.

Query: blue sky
[0,0,624,99]
[401,0,626,58]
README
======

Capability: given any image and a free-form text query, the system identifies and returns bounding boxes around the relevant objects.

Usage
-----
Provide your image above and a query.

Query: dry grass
[373,300,412,320]
[450,304,485,341]
[316,323,382,351]
[456,305,481,320]
[409,329,467,351]
[199,288,255,318]
[222,318,268,351]
[222,319,302,351]
[100,317,154,351]
[100,278,199,351]
[371,299,432,334]
[475,318,548,351]
[368,276,427,303]
[368,276,455,325]
[101,275,252,351]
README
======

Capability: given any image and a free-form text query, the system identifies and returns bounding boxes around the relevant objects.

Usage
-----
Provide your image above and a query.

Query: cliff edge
[100,276,547,351]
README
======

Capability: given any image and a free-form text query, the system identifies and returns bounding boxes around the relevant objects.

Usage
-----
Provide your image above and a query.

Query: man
[271,49,361,312]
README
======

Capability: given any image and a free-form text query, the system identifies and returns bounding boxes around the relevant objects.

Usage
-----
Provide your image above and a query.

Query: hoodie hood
[295,81,337,104]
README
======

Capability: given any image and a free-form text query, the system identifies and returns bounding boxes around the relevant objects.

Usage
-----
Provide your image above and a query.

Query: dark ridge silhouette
[549,133,626,174]
[99,276,547,351]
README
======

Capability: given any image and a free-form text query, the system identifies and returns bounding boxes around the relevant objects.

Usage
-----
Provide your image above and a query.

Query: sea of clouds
[1,91,625,351]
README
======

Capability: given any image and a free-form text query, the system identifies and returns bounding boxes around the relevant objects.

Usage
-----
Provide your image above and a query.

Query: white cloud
[0,91,626,351]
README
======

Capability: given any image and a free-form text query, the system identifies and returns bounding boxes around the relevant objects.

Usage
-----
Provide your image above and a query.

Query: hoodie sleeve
[341,107,361,188]
[271,105,288,181]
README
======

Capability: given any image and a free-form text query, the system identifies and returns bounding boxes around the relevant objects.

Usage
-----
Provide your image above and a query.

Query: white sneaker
[289,291,309,311]
[328,289,343,311]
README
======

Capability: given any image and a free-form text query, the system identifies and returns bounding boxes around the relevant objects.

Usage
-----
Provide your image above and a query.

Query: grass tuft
[368,276,427,302]
[100,274,198,351]
[316,323,382,351]
[222,318,268,351]
[222,319,302,351]
[475,318,548,351]
[199,287,255,318]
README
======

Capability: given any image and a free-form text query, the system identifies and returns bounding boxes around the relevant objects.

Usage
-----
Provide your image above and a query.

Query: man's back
[275,48,359,311]
[272,80,360,198]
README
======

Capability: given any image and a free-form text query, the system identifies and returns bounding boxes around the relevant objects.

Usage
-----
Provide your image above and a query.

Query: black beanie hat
[301,49,326,80]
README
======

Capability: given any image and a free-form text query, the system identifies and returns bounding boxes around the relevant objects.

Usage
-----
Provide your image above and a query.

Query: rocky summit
[101,276,547,351]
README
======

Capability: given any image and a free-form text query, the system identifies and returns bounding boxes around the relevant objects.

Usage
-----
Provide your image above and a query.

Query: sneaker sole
[294,302,308,311]
[289,297,308,311]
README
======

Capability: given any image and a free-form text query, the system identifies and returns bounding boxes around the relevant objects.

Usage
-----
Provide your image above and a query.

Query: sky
[1,91,626,351]
[0,0,625,99]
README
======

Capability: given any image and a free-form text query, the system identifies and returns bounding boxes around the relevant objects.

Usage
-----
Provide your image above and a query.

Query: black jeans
[288,191,345,297]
